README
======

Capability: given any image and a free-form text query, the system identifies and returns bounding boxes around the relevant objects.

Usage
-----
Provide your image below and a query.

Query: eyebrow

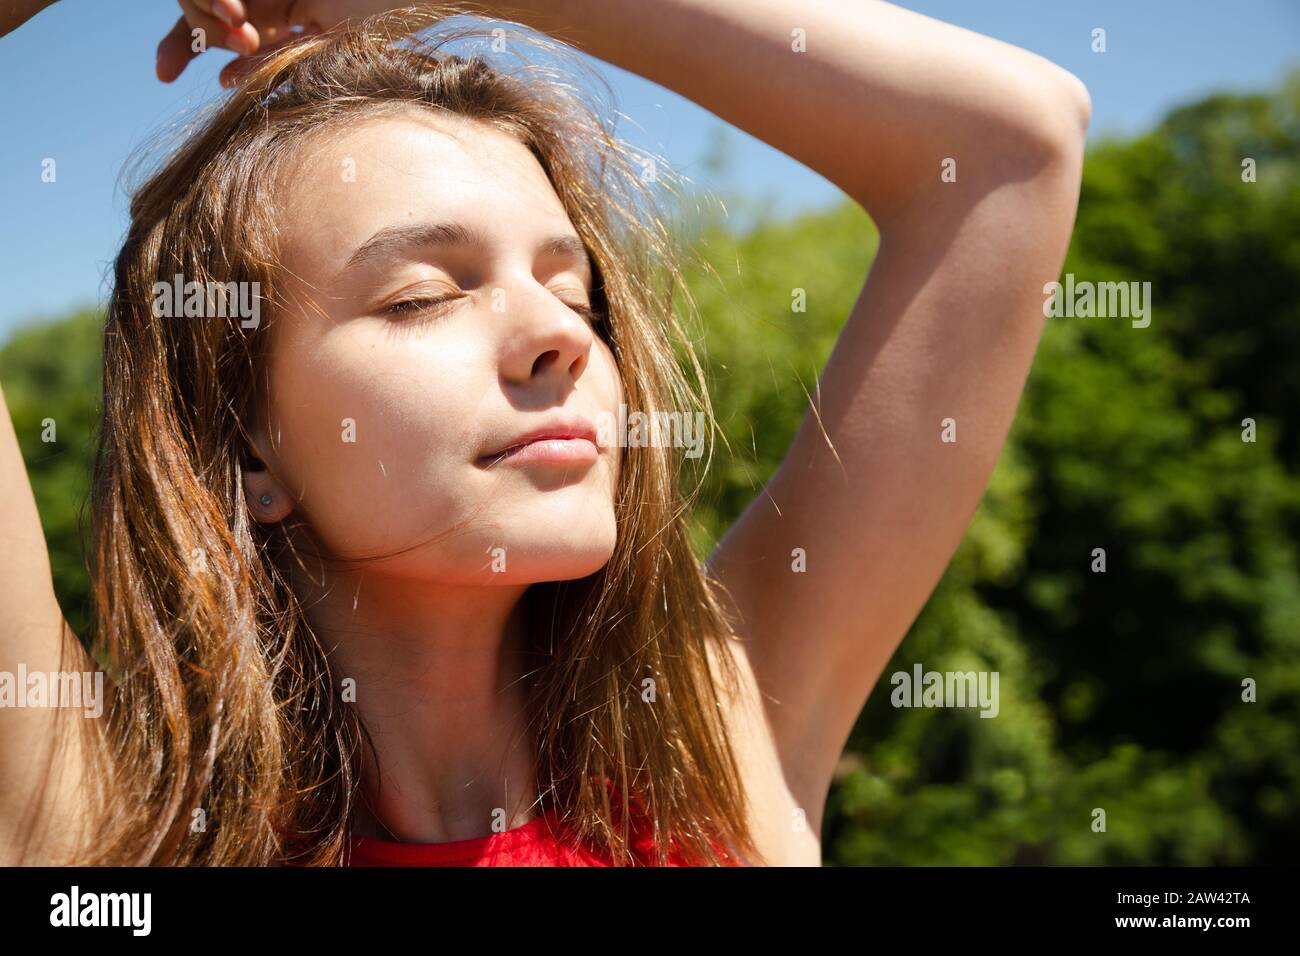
[339,220,593,280]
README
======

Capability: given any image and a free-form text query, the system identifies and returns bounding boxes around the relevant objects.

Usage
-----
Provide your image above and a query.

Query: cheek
[264,328,485,558]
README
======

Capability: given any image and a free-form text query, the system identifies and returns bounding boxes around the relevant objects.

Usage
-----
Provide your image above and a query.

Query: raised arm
[0,383,95,864]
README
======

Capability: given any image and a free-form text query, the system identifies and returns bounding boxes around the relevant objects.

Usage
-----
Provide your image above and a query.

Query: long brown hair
[46,4,760,866]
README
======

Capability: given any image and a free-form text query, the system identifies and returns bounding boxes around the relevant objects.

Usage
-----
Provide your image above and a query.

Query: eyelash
[385,294,462,317]
[384,294,601,322]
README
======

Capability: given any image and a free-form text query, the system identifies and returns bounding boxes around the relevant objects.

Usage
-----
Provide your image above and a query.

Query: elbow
[966,66,1090,204]
[1056,67,1093,144]
[864,64,1092,232]
[957,64,1092,185]
[1024,66,1092,166]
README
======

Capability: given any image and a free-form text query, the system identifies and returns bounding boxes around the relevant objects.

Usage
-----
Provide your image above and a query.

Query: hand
[155,0,400,86]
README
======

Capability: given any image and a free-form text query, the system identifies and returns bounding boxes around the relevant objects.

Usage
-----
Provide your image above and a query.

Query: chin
[486,517,618,585]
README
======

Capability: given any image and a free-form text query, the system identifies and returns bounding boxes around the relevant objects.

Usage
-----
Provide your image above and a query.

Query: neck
[292,558,543,843]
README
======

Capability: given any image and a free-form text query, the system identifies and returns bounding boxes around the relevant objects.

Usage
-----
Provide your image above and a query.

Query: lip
[477,415,600,467]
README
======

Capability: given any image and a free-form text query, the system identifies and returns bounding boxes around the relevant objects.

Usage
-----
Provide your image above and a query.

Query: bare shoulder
[705,617,826,867]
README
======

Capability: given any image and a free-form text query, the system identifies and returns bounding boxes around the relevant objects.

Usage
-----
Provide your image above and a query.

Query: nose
[496,281,595,389]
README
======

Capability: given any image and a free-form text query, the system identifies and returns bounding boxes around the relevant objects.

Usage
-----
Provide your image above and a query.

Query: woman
[0,0,1090,866]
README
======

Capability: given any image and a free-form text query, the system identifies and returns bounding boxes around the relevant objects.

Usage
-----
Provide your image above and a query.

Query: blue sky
[0,0,1296,340]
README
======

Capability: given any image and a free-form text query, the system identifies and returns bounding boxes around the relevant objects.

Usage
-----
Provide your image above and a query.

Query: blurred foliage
[2,73,1297,864]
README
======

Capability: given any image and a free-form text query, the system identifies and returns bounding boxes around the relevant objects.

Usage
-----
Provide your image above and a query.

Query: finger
[158,3,261,83]
[188,0,248,29]
[215,0,249,28]
[179,0,259,56]
[156,14,255,83]
[156,16,199,83]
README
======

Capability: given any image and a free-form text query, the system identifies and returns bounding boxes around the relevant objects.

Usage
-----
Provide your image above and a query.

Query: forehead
[274,107,574,279]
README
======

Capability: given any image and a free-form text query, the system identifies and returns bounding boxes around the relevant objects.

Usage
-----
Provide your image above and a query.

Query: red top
[347,781,741,867]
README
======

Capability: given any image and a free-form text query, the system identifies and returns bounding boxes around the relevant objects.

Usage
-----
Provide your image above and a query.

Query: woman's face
[250,107,623,585]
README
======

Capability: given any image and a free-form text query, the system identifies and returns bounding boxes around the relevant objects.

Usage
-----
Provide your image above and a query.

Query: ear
[241,441,294,524]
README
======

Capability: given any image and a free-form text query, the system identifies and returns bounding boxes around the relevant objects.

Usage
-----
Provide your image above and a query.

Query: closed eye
[383,294,601,322]
[385,293,463,317]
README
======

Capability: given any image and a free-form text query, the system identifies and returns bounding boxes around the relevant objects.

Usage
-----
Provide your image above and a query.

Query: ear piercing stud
[259,494,272,506]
